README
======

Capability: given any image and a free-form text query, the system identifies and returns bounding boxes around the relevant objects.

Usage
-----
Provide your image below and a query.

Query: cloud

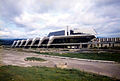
[0,0,120,38]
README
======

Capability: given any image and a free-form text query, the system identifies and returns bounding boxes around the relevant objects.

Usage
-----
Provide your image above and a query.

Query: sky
[0,0,120,39]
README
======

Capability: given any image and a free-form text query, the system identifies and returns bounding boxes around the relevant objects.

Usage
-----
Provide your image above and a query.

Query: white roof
[73,28,97,35]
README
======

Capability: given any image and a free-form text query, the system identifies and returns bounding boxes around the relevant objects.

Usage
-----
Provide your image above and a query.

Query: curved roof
[73,28,97,35]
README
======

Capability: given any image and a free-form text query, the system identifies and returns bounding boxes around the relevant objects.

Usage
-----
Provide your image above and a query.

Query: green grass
[34,52,120,62]
[24,57,46,61]
[0,65,118,81]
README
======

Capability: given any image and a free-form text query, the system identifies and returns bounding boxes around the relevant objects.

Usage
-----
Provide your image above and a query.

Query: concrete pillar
[19,40,23,47]
[31,37,40,47]
[19,40,25,47]
[11,41,17,47]
[79,44,82,49]
[102,44,105,47]
[24,39,33,47]
[106,38,109,42]
[24,39,29,47]
[97,38,100,42]
[99,38,101,42]
[107,44,109,47]
[47,36,54,47]
[38,37,45,47]
[87,44,91,48]
[115,38,117,42]
[15,40,20,47]
[99,43,101,47]
[103,38,105,42]
[30,38,36,47]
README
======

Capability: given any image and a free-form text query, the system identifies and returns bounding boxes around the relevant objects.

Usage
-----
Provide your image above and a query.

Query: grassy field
[0,65,118,81]
[34,52,120,62]
[11,48,120,62]
[24,57,46,61]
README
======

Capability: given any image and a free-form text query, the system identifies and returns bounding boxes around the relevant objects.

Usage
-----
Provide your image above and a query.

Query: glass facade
[52,36,95,44]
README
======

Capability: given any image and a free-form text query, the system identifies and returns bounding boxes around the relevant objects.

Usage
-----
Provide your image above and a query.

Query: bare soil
[0,48,120,79]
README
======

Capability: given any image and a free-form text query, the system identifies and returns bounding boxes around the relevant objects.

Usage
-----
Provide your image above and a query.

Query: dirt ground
[0,48,120,79]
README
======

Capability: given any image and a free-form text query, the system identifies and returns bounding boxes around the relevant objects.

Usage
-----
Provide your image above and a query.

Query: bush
[24,57,46,61]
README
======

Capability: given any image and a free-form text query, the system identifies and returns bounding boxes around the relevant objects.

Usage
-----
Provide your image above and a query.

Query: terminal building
[11,27,120,49]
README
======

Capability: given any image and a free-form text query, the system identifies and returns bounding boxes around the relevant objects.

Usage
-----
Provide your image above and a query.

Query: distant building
[11,27,120,49]
[90,38,120,48]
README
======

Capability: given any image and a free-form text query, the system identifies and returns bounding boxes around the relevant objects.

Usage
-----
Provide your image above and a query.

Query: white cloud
[0,0,120,38]
[0,31,10,36]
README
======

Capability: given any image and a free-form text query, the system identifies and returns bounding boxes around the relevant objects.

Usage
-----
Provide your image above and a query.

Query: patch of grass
[35,52,120,62]
[24,57,46,61]
[0,65,118,81]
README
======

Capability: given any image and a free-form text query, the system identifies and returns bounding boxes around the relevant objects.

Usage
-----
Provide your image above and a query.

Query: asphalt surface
[0,49,120,79]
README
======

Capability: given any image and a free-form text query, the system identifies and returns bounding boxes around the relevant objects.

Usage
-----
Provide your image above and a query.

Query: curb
[70,58,117,64]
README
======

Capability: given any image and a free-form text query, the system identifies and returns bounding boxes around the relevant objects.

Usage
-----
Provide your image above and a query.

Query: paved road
[0,49,120,79]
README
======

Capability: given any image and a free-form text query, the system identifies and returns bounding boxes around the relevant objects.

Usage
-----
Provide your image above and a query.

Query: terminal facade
[11,27,120,49]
